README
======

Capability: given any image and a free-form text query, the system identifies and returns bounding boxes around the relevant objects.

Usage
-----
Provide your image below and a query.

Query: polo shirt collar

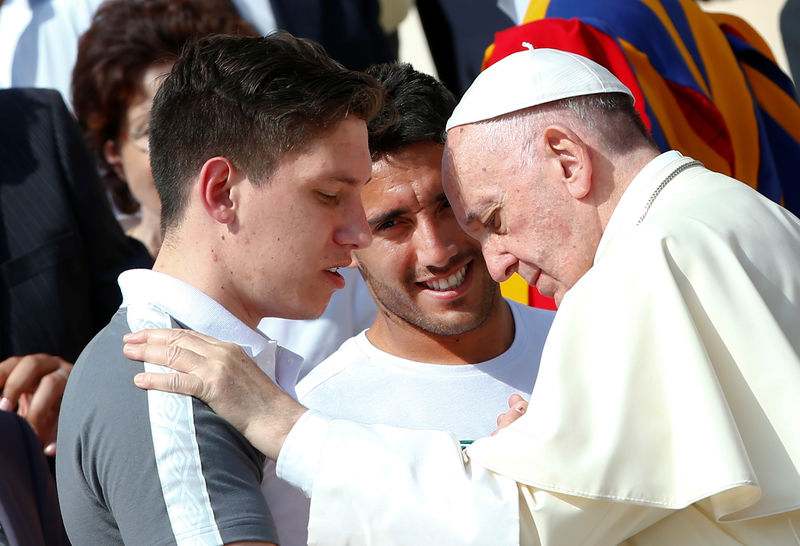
[119,269,301,392]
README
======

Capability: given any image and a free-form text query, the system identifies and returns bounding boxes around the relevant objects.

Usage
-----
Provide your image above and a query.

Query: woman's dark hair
[71,0,256,214]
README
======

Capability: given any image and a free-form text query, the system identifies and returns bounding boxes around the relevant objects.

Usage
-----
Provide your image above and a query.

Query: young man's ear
[542,125,592,199]
[199,157,237,224]
[103,139,126,181]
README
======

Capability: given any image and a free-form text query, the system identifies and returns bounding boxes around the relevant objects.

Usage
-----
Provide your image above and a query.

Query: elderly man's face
[442,123,597,306]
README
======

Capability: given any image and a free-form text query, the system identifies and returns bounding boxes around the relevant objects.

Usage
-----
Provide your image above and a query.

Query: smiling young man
[298,63,554,435]
[261,63,554,545]
[55,33,382,545]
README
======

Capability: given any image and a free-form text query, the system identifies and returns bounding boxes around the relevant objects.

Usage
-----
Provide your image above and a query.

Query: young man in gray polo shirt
[56,32,382,545]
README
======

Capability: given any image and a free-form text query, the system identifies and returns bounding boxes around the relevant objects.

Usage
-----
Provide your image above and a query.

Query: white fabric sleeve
[276,412,520,545]
[275,410,331,496]
[275,413,679,545]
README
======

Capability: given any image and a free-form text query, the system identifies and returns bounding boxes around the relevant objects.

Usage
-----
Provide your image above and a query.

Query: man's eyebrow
[464,206,490,228]
[339,174,371,186]
[368,194,449,229]
[368,208,409,228]
[464,212,479,227]
[316,173,371,186]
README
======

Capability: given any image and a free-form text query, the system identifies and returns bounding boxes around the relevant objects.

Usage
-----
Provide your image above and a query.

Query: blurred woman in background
[71,0,256,256]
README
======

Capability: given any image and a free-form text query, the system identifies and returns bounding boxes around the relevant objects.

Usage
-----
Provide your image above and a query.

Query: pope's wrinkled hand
[123,328,307,459]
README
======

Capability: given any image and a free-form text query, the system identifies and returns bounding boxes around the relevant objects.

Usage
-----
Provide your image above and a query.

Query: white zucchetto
[446,45,634,131]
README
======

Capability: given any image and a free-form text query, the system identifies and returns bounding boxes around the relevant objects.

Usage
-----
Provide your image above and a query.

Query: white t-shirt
[298,298,554,440]
[258,267,377,381]
[262,298,554,546]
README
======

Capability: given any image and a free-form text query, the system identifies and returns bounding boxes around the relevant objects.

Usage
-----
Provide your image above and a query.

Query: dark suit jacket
[0,88,153,363]
[0,411,68,546]
[416,0,514,97]
[271,0,396,70]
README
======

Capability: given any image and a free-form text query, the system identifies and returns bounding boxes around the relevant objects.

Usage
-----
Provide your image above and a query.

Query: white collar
[595,150,687,262]
[119,269,301,392]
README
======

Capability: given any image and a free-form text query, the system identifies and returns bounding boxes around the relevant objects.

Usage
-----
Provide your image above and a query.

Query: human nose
[482,239,518,283]
[335,200,372,250]
[414,218,457,267]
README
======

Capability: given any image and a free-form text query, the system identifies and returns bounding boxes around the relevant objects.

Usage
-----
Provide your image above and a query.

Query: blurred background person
[0,411,69,545]
[781,0,800,89]
[0,0,102,106]
[270,0,397,71]
[416,0,514,97]
[1,0,255,460]
[71,0,257,257]
[0,87,151,456]
[1,0,396,110]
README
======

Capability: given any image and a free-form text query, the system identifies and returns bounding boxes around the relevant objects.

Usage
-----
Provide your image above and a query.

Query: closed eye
[317,191,340,205]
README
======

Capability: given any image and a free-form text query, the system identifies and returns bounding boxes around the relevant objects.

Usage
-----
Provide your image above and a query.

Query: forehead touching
[444,124,506,193]
[443,121,527,240]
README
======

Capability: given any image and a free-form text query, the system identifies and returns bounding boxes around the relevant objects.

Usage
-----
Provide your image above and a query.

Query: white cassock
[277,152,800,545]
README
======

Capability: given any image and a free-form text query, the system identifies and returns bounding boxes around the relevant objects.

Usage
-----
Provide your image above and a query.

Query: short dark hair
[149,31,384,231]
[71,0,257,214]
[365,63,457,158]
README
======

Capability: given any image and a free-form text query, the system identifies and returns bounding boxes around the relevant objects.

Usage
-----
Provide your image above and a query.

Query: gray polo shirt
[56,270,299,545]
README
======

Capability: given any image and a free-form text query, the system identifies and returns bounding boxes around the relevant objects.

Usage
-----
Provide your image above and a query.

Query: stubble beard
[358,253,500,337]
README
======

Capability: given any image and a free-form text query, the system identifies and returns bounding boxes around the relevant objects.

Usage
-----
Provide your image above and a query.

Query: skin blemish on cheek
[221,235,225,240]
